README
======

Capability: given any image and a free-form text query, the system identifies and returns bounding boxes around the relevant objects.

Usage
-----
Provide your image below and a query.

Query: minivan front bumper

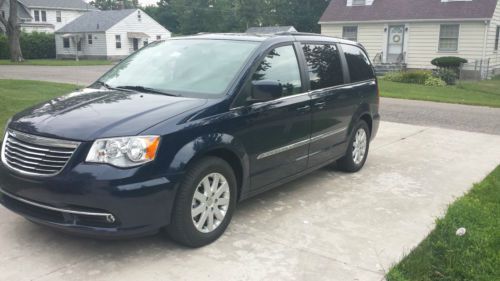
[0,161,178,238]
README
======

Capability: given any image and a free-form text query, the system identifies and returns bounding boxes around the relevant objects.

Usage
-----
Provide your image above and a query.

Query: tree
[0,0,24,61]
[89,0,139,10]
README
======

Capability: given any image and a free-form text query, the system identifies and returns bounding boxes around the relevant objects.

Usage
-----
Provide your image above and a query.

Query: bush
[424,76,446,87]
[431,56,468,68]
[436,68,458,85]
[383,70,433,85]
[0,32,55,59]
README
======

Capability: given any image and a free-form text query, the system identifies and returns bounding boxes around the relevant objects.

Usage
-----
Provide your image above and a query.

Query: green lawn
[0,59,113,66]
[0,80,77,135]
[379,79,500,108]
[387,166,500,281]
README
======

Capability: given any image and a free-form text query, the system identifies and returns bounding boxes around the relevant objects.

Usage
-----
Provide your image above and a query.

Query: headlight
[86,136,160,167]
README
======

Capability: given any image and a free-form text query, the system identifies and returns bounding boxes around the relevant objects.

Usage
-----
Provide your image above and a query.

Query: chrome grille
[1,130,80,177]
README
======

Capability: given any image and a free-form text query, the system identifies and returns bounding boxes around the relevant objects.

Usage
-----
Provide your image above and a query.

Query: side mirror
[249,80,283,103]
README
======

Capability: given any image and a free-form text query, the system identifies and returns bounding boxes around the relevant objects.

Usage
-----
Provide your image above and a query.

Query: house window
[34,10,40,22]
[41,10,46,22]
[88,34,93,45]
[352,0,366,5]
[77,41,82,51]
[56,11,61,22]
[342,26,358,41]
[63,37,70,48]
[495,26,500,51]
[439,24,459,52]
[156,35,161,40]
[137,10,141,21]
[115,35,121,49]
[143,40,148,47]
[1,10,5,19]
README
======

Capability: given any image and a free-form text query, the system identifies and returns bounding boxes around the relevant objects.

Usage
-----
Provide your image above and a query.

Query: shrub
[383,70,433,85]
[431,56,468,68]
[424,76,446,87]
[435,68,458,85]
[0,32,55,59]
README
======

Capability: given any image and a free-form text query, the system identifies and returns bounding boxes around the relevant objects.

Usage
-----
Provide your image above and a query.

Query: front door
[232,44,311,190]
[387,25,405,63]
[133,38,139,51]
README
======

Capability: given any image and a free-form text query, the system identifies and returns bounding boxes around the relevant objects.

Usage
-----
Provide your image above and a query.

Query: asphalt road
[2,65,500,134]
[2,122,500,280]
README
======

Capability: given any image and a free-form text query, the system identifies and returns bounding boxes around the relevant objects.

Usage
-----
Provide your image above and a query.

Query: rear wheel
[167,157,237,247]
[336,120,370,173]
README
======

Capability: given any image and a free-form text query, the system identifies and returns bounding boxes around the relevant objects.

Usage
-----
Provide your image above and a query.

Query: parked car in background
[0,33,380,247]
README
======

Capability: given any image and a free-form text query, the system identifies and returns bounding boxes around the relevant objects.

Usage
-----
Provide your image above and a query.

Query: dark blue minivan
[0,33,379,247]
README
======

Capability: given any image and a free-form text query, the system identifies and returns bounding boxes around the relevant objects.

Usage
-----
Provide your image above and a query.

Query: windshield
[98,39,259,98]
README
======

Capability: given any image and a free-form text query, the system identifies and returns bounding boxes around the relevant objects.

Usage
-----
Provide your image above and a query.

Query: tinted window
[252,45,302,96]
[99,39,259,97]
[302,44,344,90]
[341,44,374,82]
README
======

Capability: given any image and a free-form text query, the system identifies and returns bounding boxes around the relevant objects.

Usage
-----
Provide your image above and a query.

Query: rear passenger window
[302,44,344,90]
[341,44,374,83]
[252,45,302,96]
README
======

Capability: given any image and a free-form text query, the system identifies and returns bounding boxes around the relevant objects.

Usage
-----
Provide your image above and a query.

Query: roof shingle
[320,0,498,23]
[56,9,136,33]
[18,0,97,10]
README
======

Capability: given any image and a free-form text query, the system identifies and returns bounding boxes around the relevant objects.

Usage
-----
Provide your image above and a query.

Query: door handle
[296,105,311,112]
[314,101,326,108]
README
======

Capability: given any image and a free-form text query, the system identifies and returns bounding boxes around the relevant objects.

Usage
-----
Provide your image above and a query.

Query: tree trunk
[7,28,23,62]
[0,0,24,62]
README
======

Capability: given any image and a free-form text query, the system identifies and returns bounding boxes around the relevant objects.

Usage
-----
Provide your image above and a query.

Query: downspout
[481,20,489,76]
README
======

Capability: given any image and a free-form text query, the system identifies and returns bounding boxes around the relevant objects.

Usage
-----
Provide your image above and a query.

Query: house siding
[55,32,107,59]
[322,21,488,70]
[322,23,385,61]
[486,0,500,74]
[105,9,171,59]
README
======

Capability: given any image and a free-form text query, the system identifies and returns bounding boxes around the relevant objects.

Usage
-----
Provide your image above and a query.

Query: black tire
[166,156,237,248]
[336,120,370,173]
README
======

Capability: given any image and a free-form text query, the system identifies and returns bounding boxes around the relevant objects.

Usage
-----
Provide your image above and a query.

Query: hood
[9,88,208,141]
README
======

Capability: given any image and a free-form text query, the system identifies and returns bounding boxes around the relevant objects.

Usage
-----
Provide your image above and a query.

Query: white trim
[319,18,491,24]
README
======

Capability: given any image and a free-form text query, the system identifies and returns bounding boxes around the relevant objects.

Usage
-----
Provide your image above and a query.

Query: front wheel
[336,120,370,173]
[166,157,237,247]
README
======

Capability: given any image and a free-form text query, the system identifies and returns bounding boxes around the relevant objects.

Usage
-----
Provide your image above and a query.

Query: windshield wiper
[115,85,179,97]
[94,80,114,90]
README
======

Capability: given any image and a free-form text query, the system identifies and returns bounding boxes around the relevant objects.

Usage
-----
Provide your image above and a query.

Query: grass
[0,80,78,135]
[0,59,113,66]
[379,79,500,107]
[387,166,500,281]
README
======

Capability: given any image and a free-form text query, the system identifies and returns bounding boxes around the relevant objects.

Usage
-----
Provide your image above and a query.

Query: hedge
[431,56,468,68]
[0,32,55,59]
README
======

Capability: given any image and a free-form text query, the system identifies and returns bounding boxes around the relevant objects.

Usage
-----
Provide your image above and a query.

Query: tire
[336,120,370,173]
[166,156,237,247]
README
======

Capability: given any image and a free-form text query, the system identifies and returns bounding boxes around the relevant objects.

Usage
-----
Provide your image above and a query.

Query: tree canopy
[142,0,330,35]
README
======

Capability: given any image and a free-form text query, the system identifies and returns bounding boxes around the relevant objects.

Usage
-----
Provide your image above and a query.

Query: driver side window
[235,45,302,106]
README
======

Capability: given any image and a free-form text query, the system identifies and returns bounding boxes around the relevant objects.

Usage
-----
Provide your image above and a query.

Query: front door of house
[133,38,139,51]
[387,25,405,63]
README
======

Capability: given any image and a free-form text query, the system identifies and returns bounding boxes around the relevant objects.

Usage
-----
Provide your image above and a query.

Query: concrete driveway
[1,121,500,281]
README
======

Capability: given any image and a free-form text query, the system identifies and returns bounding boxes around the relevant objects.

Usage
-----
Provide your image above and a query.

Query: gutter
[319,18,492,24]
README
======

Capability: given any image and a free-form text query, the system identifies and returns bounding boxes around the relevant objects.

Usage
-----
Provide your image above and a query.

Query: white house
[0,0,96,33]
[55,9,171,60]
[319,0,500,76]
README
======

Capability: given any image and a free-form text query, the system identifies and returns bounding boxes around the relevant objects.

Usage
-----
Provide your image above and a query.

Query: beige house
[319,0,500,76]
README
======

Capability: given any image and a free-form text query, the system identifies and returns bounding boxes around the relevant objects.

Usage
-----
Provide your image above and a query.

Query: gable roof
[246,26,297,33]
[56,9,136,33]
[18,0,97,10]
[320,0,498,23]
